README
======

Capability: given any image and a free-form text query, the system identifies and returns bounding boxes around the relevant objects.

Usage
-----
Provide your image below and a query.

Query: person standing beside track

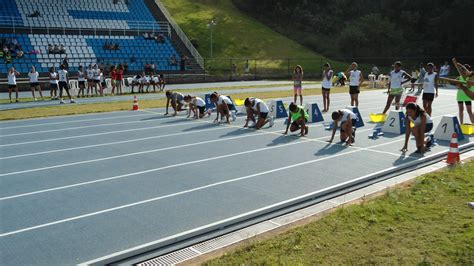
[58,64,76,104]
[345,62,364,107]
[321,63,333,112]
[382,61,412,115]
[28,65,43,101]
[49,66,59,100]
[7,67,20,103]
[421,63,439,116]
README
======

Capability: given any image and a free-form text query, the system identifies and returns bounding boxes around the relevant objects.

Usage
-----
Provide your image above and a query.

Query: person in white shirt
[382,61,412,114]
[49,66,59,100]
[328,109,359,145]
[86,64,94,97]
[77,65,86,98]
[28,65,43,101]
[184,95,211,119]
[243,97,274,129]
[58,64,75,104]
[7,67,20,103]
[421,63,439,116]
[322,63,334,112]
[210,92,237,124]
[93,64,101,96]
[401,103,434,154]
[345,62,364,107]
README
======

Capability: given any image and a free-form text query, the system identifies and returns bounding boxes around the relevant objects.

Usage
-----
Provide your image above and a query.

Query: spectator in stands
[59,44,65,54]
[28,10,42,17]
[157,34,165,43]
[8,67,20,103]
[29,65,43,101]
[170,54,178,66]
[53,44,60,54]
[180,55,187,71]
[16,50,24,58]
[4,51,12,64]
[3,45,8,54]
[371,65,380,78]
[48,44,53,54]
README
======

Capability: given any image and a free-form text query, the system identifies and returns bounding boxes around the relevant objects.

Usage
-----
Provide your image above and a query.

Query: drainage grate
[137,248,200,266]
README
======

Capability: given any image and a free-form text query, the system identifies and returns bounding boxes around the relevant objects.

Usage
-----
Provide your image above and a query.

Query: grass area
[161,0,348,73]
[205,162,474,265]
[0,86,372,121]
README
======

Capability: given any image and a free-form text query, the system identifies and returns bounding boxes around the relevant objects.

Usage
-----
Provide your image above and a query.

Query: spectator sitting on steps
[170,54,178,66]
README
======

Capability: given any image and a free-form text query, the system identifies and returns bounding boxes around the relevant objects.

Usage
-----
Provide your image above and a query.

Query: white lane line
[0,112,154,130]
[0,125,239,177]
[0,137,427,237]
[80,146,469,265]
[0,127,395,200]
[0,119,214,148]
[0,118,179,137]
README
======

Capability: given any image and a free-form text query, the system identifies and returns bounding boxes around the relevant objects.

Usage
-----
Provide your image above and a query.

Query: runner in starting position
[210,92,236,124]
[165,90,186,116]
[284,102,309,136]
[328,109,358,145]
[184,95,211,119]
[401,102,434,154]
[243,97,274,129]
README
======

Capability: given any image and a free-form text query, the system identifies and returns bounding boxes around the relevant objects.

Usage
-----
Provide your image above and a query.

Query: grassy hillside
[161,0,350,76]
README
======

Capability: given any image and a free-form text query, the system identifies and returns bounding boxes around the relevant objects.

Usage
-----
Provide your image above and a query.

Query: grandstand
[0,0,203,75]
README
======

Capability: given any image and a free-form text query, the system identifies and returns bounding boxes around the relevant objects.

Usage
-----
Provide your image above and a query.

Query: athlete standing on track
[28,65,43,101]
[322,63,333,112]
[328,109,358,145]
[293,65,304,106]
[7,67,20,103]
[58,64,76,104]
[382,61,412,115]
[77,65,86,98]
[421,63,439,116]
[86,65,94,97]
[49,66,59,100]
[452,58,474,124]
[345,62,364,107]
[243,97,274,129]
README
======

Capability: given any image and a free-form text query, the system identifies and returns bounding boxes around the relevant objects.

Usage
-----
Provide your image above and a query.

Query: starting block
[368,126,384,139]
[269,100,288,119]
[204,94,215,110]
[434,115,464,141]
[323,122,335,130]
[346,106,364,128]
[382,110,406,134]
[305,103,324,123]
[226,95,238,112]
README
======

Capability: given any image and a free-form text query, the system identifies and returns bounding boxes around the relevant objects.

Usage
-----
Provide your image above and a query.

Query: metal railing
[153,0,204,69]
[0,16,171,37]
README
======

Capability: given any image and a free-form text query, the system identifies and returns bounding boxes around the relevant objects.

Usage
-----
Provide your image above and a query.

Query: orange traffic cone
[132,95,139,111]
[446,133,460,165]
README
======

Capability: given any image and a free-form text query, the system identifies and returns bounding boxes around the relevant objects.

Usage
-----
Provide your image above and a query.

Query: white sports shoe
[59,99,65,104]
[231,111,237,122]
[70,99,76,103]
[268,116,274,127]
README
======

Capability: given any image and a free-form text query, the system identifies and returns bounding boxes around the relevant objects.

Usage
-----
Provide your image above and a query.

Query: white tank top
[252,98,269,113]
[78,71,85,82]
[409,112,433,126]
[50,72,58,84]
[58,70,68,82]
[349,70,361,86]
[29,71,39,83]
[322,70,333,89]
[8,72,17,85]
[390,70,407,88]
[423,72,437,94]
[217,95,233,105]
[194,97,206,107]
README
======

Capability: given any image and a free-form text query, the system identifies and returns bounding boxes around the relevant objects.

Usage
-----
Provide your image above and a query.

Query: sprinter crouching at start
[328,109,358,145]
[284,102,309,136]
[243,97,274,129]
[210,92,236,124]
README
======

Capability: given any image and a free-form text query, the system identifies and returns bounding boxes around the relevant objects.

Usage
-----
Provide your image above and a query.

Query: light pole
[207,20,217,58]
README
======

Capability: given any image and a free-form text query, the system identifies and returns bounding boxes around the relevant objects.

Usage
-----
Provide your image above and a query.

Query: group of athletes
[163,58,473,154]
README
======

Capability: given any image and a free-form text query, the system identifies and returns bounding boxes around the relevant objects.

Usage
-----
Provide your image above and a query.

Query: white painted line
[0,112,154,130]
[76,144,470,265]
[0,118,178,137]
[0,137,429,237]
[0,119,219,148]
